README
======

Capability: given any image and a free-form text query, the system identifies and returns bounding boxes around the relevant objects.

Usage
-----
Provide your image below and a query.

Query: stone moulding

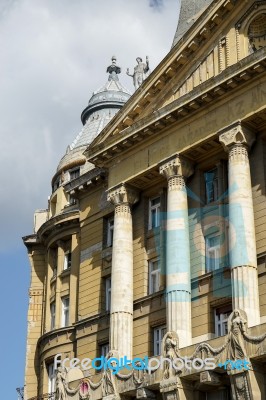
[52,310,266,399]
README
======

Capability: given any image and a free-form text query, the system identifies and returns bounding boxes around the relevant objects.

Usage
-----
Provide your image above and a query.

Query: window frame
[148,196,161,229]
[105,277,111,312]
[69,168,80,180]
[204,167,219,204]
[47,362,56,397]
[50,302,56,330]
[149,258,160,294]
[205,234,220,272]
[106,217,114,247]
[63,251,72,271]
[214,305,232,337]
[61,297,70,327]
[100,343,110,358]
[153,325,166,356]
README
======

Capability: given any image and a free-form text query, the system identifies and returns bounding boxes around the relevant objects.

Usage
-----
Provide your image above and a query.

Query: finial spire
[106,56,121,81]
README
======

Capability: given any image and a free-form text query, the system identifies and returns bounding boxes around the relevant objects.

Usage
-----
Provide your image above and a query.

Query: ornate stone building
[23,1,266,399]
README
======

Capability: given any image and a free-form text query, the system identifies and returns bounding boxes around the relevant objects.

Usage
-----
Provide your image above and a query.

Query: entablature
[87,48,266,169]
[64,167,107,197]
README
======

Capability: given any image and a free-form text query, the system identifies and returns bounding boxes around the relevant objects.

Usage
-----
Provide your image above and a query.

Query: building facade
[23,1,266,399]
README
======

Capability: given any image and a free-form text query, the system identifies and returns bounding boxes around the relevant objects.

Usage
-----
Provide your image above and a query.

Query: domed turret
[52,57,131,190]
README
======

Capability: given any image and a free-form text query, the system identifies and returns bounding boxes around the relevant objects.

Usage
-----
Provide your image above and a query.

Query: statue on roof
[106,56,121,81]
[126,56,149,90]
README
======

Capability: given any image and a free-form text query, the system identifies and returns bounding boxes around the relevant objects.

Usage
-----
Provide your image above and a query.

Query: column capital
[159,154,194,179]
[107,183,139,206]
[219,121,255,152]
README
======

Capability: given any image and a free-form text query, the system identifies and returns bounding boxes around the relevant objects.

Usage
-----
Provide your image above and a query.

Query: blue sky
[0,0,180,398]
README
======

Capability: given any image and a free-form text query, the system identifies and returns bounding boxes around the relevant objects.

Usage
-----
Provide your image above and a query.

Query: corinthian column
[219,121,260,327]
[159,154,193,348]
[107,183,139,358]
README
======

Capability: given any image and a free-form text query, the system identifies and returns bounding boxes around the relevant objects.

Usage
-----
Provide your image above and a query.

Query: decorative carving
[219,121,255,152]
[55,367,68,400]
[126,56,149,90]
[107,183,139,206]
[159,154,194,180]
[200,370,221,385]
[136,387,156,400]
[227,310,248,361]
[230,370,253,400]
[160,377,180,400]
[79,379,90,400]
[162,331,179,379]
[168,176,185,191]
[102,351,120,399]
[106,56,121,81]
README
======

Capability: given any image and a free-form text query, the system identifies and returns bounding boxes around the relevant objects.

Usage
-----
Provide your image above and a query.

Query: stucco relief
[219,121,255,152]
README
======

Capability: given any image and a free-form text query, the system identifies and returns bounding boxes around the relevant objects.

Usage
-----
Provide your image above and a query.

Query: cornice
[37,209,80,242]
[63,167,107,197]
[38,325,75,352]
[87,48,266,166]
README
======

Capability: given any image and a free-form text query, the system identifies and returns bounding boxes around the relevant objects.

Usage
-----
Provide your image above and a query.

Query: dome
[52,57,131,187]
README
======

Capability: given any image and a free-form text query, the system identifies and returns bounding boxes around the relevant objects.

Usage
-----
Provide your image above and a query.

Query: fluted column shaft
[160,155,193,348]
[220,122,260,326]
[107,184,139,358]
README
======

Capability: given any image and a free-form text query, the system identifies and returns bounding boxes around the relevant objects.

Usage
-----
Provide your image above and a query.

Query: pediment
[88,0,266,156]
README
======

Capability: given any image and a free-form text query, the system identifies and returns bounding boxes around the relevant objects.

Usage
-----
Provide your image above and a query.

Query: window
[63,252,71,270]
[53,177,61,193]
[214,305,232,337]
[105,277,111,311]
[61,297,69,327]
[68,194,77,206]
[69,168,80,180]
[204,168,218,204]
[206,235,220,272]
[52,248,58,277]
[100,343,110,358]
[48,363,56,398]
[107,217,114,247]
[153,325,166,356]
[149,197,161,229]
[50,302,56,330]
[149,258,160,294]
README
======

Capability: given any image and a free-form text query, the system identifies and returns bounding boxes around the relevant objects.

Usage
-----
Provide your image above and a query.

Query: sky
[0,0,180,398]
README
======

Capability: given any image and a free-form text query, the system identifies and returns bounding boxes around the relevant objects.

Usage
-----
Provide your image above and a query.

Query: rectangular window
[64,252,72,270]
[206,235,220,272]
[61,297,69,327]
[105,277,111,311]
[50,302,56,330]
[69,168,80,180]
[204,168,218,204]
[107,217,114,247]
[100,343,110,358]
[149,258,160,294]
[153,325,166,356]
[68,194,77,206]
[53,177,61,193]
[52,248,58,277]
[48,363,56,398]
[149,197,161,229]
[214,305,232,337]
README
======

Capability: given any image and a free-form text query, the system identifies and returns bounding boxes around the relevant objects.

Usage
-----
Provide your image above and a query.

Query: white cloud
[0,0,181,251]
